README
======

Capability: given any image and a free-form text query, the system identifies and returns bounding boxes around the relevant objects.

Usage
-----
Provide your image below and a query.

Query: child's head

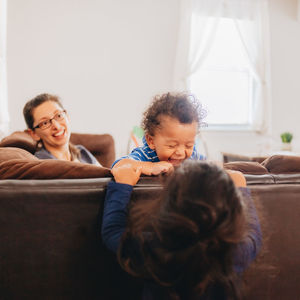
[120,160,245,298]
[142,92,205,165]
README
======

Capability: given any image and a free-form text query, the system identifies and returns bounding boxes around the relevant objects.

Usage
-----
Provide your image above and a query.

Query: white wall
[270,0,300,147]
[6,0,300,161]
[7,0,180,157]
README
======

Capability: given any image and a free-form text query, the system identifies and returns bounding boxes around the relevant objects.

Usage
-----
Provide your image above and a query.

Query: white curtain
[174,0,271,132]
[0,0,9,138]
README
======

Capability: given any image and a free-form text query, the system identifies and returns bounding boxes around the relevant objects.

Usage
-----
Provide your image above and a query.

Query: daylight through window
[189,17,254,128]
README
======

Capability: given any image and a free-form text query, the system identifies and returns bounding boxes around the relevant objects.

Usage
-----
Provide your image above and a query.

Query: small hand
[226,170,247,187]
[111,164,142,186]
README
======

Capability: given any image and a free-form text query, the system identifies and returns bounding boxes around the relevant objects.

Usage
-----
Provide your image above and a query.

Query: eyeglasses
[33,110,67,130]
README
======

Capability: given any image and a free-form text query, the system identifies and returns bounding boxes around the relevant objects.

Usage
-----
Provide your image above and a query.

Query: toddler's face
[146,116,197,166]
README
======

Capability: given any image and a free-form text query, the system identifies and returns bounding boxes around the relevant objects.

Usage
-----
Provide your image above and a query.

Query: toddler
[112,92,206,174]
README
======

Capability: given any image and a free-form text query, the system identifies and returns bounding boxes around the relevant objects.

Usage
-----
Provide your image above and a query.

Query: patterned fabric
[112,136,205,167]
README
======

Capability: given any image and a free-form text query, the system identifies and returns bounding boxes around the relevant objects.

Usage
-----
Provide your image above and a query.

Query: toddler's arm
[226,170,247,187]
[113,158,173,176]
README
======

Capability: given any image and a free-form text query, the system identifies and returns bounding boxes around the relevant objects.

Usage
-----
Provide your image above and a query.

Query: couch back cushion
[224,161,268,174]
[0,147,111,179]
[0,159,111,180]
[70,133,115,167]
[0,131,36,153]
[0,131,115,167]
[262,155,300,174]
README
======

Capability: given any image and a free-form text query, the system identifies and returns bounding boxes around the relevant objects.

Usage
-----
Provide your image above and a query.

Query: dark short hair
[141,92,206,136]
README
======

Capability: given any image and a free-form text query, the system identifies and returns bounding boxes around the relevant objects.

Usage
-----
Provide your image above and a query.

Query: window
[189,17,253,128]
[174,0,270,132]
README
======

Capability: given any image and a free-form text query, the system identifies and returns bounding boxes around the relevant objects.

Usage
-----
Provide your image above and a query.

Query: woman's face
[31,101,71,150]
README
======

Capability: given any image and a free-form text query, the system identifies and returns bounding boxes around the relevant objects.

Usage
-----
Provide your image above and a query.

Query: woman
[23,93,100,165]
[102,161,261,299]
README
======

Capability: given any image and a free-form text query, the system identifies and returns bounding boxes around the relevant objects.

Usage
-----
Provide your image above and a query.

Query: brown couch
[0,130,115,168]
[0,132,299,299]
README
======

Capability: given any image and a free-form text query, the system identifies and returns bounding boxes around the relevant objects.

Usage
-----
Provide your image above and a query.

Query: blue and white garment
[112,136,205,168]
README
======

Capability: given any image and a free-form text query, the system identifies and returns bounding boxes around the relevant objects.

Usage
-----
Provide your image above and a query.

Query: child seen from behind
[102,160,261,299]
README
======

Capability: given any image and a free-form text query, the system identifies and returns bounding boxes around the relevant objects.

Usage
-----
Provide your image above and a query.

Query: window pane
[190,17,253,126]
[204,18,248,68]
[190,69,250,125]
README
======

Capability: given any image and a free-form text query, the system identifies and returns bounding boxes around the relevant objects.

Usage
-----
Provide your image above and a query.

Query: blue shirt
[112,136,205,167]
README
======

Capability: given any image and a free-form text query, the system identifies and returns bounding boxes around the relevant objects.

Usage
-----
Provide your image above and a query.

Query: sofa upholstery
[0,131,115,168]
[0,133,299,299]
[0,174,299,300]
[0,131,115,179]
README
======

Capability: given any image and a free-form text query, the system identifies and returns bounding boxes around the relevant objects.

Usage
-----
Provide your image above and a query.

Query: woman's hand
[111,163,142,186]
[226,170,247,187]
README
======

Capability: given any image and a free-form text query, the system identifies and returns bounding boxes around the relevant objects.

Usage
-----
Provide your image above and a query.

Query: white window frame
[173,0,271,133]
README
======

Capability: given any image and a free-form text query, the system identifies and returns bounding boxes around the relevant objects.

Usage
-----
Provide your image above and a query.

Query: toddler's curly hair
[141,92,206,136]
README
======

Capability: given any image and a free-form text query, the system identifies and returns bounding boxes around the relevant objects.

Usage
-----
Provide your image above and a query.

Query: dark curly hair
[141,92,206,136]
[118,161,246,299]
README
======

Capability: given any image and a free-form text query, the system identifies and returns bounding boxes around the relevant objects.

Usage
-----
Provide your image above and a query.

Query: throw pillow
[0,147,37,163]
[0,158,111,179]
